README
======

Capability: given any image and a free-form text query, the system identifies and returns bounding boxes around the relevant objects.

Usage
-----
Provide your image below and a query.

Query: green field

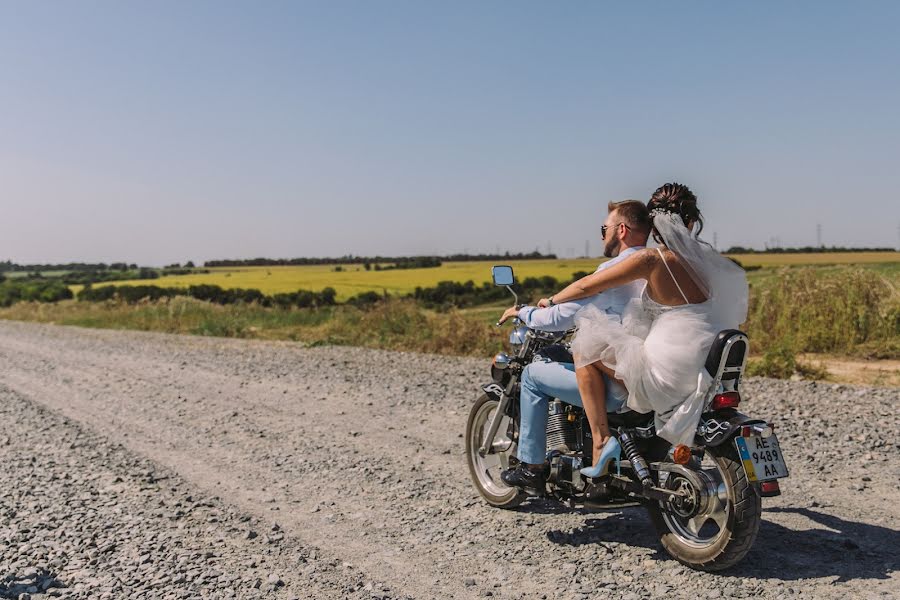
[84,252,900,301]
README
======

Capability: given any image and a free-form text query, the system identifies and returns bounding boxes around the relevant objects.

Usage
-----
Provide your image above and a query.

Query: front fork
[477,376,518,457]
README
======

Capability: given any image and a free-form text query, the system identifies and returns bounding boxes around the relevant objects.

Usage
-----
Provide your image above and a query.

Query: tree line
[0,261,140,272]
[204,251,556,268]
[76,284,338,308]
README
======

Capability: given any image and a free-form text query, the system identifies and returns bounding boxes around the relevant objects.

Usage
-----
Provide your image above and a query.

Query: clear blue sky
[1,2,898,265]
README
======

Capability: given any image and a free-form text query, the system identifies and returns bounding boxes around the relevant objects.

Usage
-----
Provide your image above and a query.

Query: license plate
[734,434,789,482]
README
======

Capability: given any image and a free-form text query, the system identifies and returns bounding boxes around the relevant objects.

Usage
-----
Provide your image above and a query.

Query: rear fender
[697,409,767,447]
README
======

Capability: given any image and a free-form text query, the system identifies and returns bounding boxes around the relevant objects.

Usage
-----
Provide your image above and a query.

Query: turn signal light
[711,391,741,411]
[673,444,692,465]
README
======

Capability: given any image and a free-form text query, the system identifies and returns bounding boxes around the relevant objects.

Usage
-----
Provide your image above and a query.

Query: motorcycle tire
[646,442,761,571]
[465,393,526,509]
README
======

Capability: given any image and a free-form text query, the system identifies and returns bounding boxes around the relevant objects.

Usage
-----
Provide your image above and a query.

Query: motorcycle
[465,265,789,571]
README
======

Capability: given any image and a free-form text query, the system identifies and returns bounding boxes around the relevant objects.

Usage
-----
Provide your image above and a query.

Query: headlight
[491,352,511,383]
[492,352,511,370]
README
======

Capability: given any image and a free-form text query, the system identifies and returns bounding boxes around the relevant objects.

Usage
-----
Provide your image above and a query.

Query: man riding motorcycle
[497,199,651,493]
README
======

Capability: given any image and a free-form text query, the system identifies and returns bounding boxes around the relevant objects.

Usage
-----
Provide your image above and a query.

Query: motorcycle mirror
[491,265,515,287]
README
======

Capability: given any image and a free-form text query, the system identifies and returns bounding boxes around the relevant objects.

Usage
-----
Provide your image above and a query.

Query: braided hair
[647,182,704,243]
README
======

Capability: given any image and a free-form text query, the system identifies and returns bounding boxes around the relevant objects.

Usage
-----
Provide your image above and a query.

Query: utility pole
[584,240,590,258]
[817,223,822,248]
[713,232,718,251]
[546,241,552,256]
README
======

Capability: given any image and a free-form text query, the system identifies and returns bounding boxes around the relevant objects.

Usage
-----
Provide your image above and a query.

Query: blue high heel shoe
[580,437,622,478]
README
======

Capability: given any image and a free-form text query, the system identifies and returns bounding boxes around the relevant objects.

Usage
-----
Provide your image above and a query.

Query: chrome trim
[505,284,519,307]
[479,377,517,457]
[705,333,749,409]
[509,326,528,346]
[492,352,511,370]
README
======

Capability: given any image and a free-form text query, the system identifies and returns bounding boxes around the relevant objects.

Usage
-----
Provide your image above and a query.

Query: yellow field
[85,252,898,302]
[727,252,898,266]
[83,259,599,301]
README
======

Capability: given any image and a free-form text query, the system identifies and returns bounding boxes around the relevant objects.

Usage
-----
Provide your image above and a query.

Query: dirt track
[0,320,897,600]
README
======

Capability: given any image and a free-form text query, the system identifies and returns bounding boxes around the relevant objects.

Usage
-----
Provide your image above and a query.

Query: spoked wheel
[647,443,761,571]
[465,393,525,509]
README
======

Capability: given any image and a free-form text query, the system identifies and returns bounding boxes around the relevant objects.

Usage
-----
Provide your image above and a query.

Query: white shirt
[516,246,645,332]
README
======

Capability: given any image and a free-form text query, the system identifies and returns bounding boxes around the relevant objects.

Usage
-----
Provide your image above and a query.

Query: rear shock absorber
[618,428,653,488]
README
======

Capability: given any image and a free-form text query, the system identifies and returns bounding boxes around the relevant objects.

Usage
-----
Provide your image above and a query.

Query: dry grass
[0,297,507,357]
[6,265,898,385]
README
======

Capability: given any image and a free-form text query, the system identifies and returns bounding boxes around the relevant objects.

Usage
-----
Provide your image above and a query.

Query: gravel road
[0,320,897,600]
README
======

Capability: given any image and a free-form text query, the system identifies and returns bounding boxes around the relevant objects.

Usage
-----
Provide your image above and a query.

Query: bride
[537,183,749,477]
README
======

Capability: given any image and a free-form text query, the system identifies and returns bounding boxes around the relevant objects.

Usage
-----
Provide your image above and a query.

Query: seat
[608,410,654,428]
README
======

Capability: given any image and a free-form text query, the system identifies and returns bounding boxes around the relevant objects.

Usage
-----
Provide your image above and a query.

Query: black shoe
[501,464,546,494]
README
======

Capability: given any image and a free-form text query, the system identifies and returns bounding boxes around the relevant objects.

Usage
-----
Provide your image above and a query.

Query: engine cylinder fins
[546,401,578,451]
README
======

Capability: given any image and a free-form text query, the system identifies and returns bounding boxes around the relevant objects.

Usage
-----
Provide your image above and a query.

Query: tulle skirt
[571,300,718,445]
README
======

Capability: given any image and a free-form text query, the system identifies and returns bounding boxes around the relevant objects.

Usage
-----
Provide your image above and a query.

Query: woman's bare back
[643,247,708,306]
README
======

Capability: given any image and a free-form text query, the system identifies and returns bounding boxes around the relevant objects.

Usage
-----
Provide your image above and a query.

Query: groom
[497,200,651,492]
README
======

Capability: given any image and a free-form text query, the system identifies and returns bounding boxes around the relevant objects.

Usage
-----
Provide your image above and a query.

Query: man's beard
[603,238,620,258]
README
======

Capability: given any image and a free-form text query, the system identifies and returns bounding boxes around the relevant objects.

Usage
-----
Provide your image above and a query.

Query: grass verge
[2,267,897,384]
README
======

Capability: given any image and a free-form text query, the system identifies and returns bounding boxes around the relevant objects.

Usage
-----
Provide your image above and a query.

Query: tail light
[741,423,773,438]
[760,481,781,497]
[711,391,741,411]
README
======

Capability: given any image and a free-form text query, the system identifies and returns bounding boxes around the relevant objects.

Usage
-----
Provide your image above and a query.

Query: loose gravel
[0,320,897,600]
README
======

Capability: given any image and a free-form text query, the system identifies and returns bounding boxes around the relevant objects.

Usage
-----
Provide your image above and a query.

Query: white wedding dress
[571,213,749,446]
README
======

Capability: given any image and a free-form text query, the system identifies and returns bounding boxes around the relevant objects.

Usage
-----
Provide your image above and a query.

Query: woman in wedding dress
[537,183,749,477]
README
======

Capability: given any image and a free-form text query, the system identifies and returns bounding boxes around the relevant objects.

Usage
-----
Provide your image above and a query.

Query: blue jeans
[517,360,629,465]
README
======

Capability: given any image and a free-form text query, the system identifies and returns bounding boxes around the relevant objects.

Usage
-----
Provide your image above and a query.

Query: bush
[746,268,899,358]
[747,342,797,379]
[346,290,385,308]
[0,279,73,307]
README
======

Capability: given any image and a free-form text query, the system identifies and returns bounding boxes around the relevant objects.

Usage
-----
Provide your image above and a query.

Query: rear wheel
[465,393,525,509]
[647,442,761,571]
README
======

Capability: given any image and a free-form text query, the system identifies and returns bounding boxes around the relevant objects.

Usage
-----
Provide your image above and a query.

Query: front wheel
[465,393,525,509]
[647,442,761,571]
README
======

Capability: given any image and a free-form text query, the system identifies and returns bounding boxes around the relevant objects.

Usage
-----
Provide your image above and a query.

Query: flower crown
[648,207,678,220]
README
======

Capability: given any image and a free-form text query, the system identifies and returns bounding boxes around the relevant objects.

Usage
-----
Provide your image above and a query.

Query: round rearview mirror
[492,265,515,287]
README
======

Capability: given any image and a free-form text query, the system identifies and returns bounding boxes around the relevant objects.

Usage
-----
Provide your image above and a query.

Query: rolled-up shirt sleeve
[514,248,644,333]
[517,300,585,331]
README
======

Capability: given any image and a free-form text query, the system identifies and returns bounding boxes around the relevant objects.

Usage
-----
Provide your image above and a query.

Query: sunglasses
[601,222,630,237]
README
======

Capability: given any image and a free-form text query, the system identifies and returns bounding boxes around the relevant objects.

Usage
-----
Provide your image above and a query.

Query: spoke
[685,516,705,536]
[498,451,511,470]
[706,493,728,529]
[481,453,501,470]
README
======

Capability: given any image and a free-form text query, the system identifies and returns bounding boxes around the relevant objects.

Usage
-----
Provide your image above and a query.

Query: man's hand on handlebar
[497,305,520,325]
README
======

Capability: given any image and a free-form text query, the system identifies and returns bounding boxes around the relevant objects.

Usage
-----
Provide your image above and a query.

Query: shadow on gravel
[544,506,898,582]
[722,507,899,583]
[543,510,673,562]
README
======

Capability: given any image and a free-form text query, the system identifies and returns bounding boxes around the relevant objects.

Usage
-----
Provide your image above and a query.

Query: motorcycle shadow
[724,507,899,583]
[543,506,898,582]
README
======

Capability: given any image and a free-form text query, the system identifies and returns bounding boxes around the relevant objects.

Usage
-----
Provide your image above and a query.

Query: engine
[544,400,586,493]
